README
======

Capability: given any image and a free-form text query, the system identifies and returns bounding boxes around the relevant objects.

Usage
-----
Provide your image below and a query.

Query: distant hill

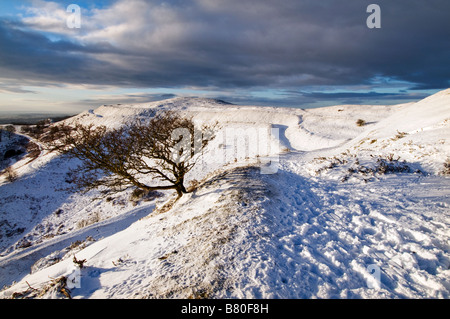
[0,113,75,125]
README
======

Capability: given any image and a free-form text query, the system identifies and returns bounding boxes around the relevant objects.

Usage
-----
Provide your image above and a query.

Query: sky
[0,0,449,114]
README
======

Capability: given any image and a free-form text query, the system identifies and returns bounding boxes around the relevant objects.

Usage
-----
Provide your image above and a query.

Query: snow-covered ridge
[1,90,449,299]
[68,96,405,152]
[69,90,450,157]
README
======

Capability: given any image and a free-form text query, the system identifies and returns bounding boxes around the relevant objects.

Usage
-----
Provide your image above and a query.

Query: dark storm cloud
[287,90,430,106]
[0,0,449,93]
[0,18,119,85]
[80,92,178,106]
[294,91,427,101]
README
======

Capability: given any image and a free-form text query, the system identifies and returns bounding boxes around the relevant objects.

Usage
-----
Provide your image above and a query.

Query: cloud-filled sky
[0,0,449,114]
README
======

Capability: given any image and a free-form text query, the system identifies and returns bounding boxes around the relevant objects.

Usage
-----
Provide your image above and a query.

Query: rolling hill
[1,89,449,299]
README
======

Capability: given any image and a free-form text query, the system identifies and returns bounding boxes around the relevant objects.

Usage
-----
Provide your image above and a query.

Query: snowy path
[0,202,154,289]
[255,154,450,298]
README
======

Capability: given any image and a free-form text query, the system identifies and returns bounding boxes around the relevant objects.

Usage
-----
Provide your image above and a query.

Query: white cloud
[21,0,71,34]
[20,0,195,53]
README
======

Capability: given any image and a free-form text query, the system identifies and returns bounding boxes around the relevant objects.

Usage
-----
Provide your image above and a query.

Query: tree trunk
[175,179,188,198]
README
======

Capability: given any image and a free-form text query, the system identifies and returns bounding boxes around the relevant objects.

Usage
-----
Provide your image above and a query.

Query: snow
[1,89,449,299]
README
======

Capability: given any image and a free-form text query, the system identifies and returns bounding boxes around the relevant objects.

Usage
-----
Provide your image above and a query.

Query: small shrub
[76,212,101,229]
[73,256,87,269]
[130,188,147,202]
[37,276,71,299]
[130,188,163,203]
[4,166,18,182]
[376,157,411,174]
[187,179,200,192]
[442,158,450,175]
[393,130,408,140]
[16,238,32,249]
[385,153,400,162]
[54,209,64,216]
[150,196,178,216]
[356,119,366,127]
[9,276,72,299]
[25,142,41,161]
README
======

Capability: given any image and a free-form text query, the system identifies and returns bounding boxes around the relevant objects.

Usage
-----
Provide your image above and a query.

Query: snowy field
[0,89,449,299]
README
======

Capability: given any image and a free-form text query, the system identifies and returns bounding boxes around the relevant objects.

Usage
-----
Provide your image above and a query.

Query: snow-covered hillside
[0,89,449,299]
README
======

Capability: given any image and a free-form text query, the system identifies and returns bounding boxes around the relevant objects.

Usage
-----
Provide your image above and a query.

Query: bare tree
[47,111,215,198]
[356,119,366,127]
